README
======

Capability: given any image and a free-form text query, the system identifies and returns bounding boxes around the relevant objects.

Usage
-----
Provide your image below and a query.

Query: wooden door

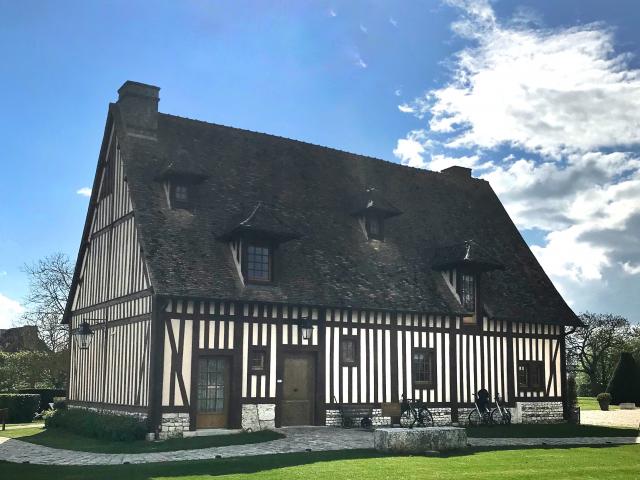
[196,356,230,429]
[281,353,315,426]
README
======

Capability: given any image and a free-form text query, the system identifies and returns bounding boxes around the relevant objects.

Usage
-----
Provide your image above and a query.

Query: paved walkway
[581,409,640,429]
[0,427,638,465]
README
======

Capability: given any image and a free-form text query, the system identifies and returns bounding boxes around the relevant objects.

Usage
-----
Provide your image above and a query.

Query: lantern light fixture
[299,316,314,341]
[73,321,94,350]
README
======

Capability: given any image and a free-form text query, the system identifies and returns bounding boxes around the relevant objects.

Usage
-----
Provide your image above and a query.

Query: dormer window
[460,273,475,311]
[219,202,299,286]
[244,243,272,283]
[365,213,384,240]
[351,189,402,242]
[175,184,188,203]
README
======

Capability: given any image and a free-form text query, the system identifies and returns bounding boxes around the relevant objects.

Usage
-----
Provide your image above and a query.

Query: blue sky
[1,0,640,327]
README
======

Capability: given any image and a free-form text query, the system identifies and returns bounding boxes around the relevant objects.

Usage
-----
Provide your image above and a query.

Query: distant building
[64,81,581,438]
[0,325,48,352]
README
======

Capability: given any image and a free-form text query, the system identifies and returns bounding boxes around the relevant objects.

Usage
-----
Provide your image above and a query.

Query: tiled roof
[115,106,580,326]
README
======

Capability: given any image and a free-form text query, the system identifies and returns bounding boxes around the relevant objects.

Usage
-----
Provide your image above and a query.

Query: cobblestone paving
[0,427,373,465]
[0,427,638,465]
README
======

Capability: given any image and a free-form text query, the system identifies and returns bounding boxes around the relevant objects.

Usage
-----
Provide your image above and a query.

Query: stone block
[374,427,467,453]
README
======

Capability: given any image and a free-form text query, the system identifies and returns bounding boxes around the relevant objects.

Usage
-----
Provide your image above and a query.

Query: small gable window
[412,348,436,388]
[245,244,272,283]
[460,274,475,312]
[365,214,384,240]
[340,336,359,366]
[517,360,544,390]
[170,182,189,208]
[175,184,188,202]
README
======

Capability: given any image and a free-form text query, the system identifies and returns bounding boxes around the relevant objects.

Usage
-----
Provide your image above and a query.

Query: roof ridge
[158,112,452,179]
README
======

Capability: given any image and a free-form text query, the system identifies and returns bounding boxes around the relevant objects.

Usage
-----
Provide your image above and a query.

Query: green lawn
[0,445,639,479]
[578,396,620,411]
[0,426,284,453]
[467,423,638,438]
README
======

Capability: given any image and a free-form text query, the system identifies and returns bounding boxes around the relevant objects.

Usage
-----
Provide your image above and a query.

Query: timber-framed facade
[63,81,580,437]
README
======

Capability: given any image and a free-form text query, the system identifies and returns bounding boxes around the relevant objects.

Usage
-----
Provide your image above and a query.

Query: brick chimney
[116,81,160,137]
[441,165,472,179]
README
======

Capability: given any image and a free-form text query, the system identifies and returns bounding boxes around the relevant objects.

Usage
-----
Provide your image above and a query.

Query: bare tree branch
[16,252,72,352]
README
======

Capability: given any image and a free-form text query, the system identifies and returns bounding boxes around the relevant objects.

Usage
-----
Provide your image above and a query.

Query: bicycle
[468,392,492,426]
[490,393,512,425]
[399,395,434,428]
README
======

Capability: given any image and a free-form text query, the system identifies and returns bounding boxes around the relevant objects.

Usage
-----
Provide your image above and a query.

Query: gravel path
[580,409,640,429]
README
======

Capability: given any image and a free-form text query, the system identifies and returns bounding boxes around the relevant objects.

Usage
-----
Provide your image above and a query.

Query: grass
[0,426,284,453]
[0,445,639,479]
[578,396,620,411]
[467,422,638,438]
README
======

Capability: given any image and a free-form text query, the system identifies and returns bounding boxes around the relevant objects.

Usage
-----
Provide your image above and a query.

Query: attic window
[170,182,189,208]
[244,243,272,283]
[460,273,475,312]
[365,213,384,240]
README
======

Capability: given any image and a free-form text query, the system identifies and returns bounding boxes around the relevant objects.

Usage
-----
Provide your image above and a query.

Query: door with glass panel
[196,356,230,428]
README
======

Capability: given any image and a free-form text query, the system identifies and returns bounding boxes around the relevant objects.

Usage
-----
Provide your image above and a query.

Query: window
[517,361,544,390]
[460,274,475,312]
[412,348,436,388]
[340,336,359,365]
[170,182,189,208]
[175,184,188,202]
[249,349,267,373]
[365,214,384,240]
[245,244,272,283]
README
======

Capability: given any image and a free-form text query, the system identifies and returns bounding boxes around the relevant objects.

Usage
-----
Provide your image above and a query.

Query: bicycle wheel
[502,409,512,425]
[400,409,415,428]
[468,409,482,427]
[417,407,434,427]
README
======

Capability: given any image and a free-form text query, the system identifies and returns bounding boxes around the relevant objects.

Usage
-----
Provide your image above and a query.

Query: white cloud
[389,17,398,28]
[360,24,368,34]
[329,8,337,17]
[0,293,24,329]
[394,0,640,315]
[393,132,426,168]
[355,56,367,69]
[76,187,92,197]
[622,262,640,275]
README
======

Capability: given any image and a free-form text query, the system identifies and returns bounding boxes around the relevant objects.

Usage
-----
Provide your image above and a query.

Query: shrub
[606,352,640,404]
[0,393,41,422]
[52,397,67,410]
[45,408,147,442]
[596,392,611,403]
[18,388,66,412]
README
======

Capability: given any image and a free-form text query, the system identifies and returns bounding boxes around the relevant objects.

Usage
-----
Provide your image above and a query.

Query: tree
[566,312,631,395]
[16,252,72,352]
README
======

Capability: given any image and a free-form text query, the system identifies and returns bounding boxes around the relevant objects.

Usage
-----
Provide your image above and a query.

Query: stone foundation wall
[158,412,190,439]
[430,407,452,426]
[242,404,276,431]
[326,408,391,427]
[515,401,564,424]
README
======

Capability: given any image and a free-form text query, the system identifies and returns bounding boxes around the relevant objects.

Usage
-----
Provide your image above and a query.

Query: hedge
[606,352,640,404]
[0,394,41,422]
[45,408,147,442]
[18,388,66,412]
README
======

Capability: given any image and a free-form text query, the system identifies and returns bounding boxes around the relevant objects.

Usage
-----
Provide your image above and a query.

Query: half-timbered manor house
[64,81,581,437]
